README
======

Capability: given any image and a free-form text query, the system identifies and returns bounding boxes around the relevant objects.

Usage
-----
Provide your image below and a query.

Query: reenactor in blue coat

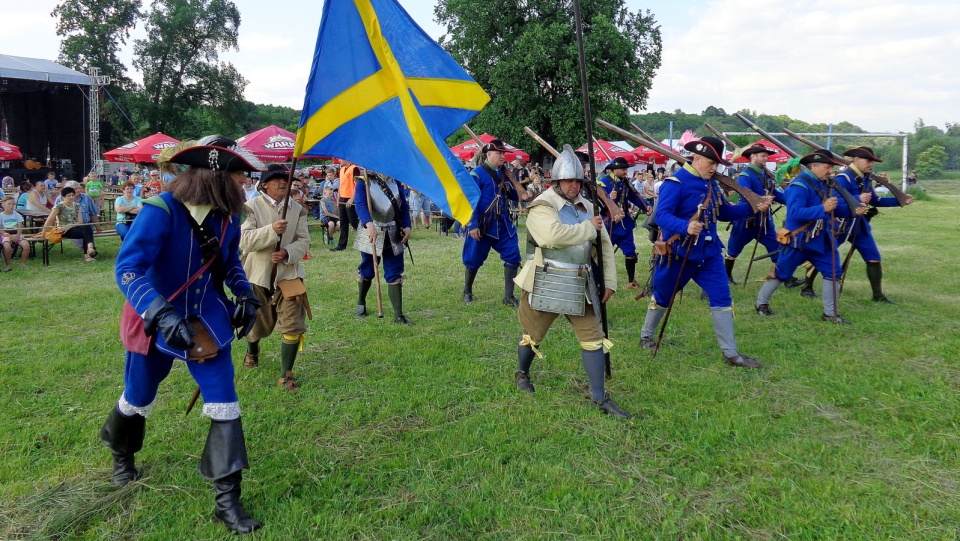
[755,150,867,324]
[462,139,531,306]
[724,143,788,284]
[639,137,772,368]
[597,156,651,290]
[833,146,914,303]
[99,136,265,534]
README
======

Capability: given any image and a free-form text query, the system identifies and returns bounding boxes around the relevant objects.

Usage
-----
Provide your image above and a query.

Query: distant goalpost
[723,131,910,192]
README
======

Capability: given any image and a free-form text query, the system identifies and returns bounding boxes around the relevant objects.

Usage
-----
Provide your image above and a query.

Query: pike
[595,119,764,213]
[572,0,611,377]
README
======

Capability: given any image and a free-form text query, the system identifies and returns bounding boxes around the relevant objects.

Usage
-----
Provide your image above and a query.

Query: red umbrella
[732,140,791,164]
[632,146,668,165]
[104,133,181,163]
[449,133,528,161]
[0,140,23,161]
[237,125,297,162]
[576,139,636,163]
[506,150,530,162]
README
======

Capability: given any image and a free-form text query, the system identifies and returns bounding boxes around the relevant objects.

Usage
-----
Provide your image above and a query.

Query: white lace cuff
[202,402,241,421]
[118,395,154,417]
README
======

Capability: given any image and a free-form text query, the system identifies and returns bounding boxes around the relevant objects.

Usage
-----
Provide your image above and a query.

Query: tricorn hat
[683,137,731,166]
[799,149,845,166]
[843,146,883,162]
[168,135,266,173]
[741,143,777,158]
[603,156,633,171]
[481,139,509,154]
[257,164,290,190]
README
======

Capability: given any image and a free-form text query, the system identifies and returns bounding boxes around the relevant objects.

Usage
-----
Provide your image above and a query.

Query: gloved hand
[232,293,262,339]
[143,297,195,350]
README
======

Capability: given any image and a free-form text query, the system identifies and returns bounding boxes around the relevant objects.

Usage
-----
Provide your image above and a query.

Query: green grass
[2,181,959,540]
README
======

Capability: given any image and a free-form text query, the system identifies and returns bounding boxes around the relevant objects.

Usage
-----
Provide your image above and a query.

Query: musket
[653,193,709,356]
[733,113,864,213]
[462,124,529,198]
[596,119,764,213]
[703,123,741,157]
[523,126,560,158]
[753,250,778,262]
[573,0,611,378]
[782,128,911,207]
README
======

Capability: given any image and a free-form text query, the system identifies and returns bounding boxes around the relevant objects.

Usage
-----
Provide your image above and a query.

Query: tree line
[52,0,299,149]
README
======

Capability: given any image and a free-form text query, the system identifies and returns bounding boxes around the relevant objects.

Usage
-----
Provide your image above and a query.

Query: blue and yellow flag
[295,0,488,225]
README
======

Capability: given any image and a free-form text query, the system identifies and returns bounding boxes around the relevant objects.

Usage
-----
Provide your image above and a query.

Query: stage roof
[0,54,91,85]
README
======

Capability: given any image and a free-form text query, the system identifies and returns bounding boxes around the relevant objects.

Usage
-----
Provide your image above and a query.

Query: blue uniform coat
[116,192,252,360]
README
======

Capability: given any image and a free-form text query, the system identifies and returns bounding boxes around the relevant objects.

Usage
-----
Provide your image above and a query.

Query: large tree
[52,0,142,85]
[132,0,247,137]
[435,0,661,159]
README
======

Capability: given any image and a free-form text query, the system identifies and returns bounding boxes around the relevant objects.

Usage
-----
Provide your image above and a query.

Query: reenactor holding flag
[240,163,312,393]
[638,137,772,368]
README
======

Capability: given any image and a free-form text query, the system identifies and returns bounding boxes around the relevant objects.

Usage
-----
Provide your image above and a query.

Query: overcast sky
[2,0,958,134]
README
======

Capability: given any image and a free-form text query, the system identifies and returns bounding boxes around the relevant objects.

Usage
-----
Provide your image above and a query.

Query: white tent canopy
[0,54,92,85]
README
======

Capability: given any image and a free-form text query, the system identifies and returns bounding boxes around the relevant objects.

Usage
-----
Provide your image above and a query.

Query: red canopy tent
[237,125,297,162]
[103,133,181,163]
[0,140,23,161]
[732,140,792,164]
[576,139,636,163]
[449,133,529,163]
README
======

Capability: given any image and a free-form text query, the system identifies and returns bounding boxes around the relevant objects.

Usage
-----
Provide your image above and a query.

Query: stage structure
[0,54,93,182]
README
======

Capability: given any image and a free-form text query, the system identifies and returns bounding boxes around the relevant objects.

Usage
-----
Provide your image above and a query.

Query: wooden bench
[38,228,118,266]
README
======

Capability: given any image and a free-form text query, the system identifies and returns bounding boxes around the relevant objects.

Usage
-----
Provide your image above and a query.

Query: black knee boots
[199,418,262,535]
[100,405,146,486]
[462,267,477,303]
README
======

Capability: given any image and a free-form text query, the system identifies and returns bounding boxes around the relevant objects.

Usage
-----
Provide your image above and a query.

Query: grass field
[1,180,959,540]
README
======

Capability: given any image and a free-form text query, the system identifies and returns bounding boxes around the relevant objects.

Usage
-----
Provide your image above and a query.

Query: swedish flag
[295,0,488,225]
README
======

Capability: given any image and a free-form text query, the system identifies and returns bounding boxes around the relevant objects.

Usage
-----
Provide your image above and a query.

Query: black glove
[143,297,195,350]
[232,293,262,339]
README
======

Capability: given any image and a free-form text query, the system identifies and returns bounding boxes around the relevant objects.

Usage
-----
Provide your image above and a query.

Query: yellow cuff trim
[519,334,544,359]
[282,333,306,352]
[581,338,614,353]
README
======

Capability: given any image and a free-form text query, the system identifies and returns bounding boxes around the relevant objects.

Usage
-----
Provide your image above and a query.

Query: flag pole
[572,0,611,379]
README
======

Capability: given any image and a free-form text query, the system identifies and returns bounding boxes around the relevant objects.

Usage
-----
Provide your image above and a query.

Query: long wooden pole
[572,0,611,378]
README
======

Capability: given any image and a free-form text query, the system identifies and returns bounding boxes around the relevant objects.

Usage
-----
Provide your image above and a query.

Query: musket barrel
[734,113,799,159]
[782,128,850,164]
[703,123,739,152]
[523,126,560,158]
